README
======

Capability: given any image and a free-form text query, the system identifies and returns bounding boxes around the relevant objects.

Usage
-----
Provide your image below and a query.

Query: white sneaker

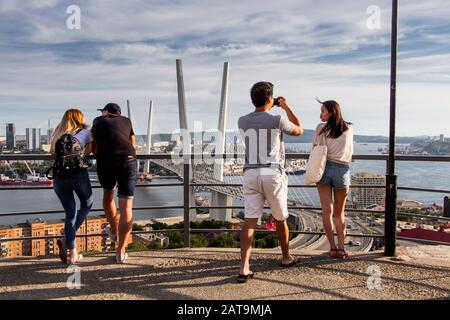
[116,252,128,264]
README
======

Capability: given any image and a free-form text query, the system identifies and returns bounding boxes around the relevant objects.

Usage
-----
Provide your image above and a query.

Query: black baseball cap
[97,103,121,115]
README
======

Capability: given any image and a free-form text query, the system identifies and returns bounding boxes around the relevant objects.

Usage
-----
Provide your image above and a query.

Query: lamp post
[384,0,399,256]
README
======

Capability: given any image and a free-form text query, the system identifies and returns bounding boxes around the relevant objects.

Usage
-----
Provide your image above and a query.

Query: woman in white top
[313,100,353,259]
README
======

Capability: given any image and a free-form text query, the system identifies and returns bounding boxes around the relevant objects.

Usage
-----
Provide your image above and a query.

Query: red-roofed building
[398,228,450,244]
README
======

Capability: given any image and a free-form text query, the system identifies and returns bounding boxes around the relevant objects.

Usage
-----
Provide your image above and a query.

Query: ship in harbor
[195,195,210,214]
[0,174,53,186]
[285,159,306,175]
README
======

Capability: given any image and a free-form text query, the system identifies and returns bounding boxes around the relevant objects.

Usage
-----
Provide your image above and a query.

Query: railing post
[183,162,191,247]
[384,174,397,255]
[385,0,399,257]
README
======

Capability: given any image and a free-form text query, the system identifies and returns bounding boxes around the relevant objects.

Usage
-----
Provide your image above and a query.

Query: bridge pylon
[210,62,233,222]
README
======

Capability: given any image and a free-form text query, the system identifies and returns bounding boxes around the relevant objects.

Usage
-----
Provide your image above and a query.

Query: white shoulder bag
[305,131,328,185]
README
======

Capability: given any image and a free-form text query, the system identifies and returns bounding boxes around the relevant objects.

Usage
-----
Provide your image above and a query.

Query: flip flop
[237,271,255,283]
[280,257,298,268]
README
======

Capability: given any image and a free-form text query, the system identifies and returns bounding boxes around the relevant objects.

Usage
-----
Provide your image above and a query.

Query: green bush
[167,231,185,249]
[147,222,169,230]
[263,235,279,248]
[212,234,238,248]
[132,223,144,231]
[147,243,164,250]
[190,234,209,248]
[254,239,266,248]
[254,232,270,240]
[127,243,147,251]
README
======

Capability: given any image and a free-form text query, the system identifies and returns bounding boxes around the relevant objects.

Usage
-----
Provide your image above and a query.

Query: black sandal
[237,271,255,283]
[337,249,348,259]
[280,257,298,268]
[57,239,67,264]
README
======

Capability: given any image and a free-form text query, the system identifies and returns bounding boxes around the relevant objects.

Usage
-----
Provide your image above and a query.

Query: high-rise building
[440,134,445,142]
[6,123,16,149]
[351,172,386,209]
[46,119,54,144]
[444,196,450,218]
[26,128,41,151]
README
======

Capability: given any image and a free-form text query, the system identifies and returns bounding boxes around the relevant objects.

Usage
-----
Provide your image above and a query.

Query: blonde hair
[50,109,88,154]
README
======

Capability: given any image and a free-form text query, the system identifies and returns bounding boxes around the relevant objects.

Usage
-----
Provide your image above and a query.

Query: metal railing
[0,153,449,254]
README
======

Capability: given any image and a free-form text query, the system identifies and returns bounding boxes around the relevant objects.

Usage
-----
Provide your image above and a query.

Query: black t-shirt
[91,115,136,160]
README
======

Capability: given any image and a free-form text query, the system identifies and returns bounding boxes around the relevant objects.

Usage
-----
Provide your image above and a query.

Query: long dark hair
[317,99,351,139]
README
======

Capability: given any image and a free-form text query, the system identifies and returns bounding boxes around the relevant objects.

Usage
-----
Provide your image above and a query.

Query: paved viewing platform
[0,245,449,300]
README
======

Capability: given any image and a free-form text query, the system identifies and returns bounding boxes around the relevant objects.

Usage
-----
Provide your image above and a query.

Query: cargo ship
[285,159,307,175]
[0,174,53,186]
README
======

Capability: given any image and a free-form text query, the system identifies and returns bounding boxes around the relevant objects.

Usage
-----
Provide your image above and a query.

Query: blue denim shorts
[317,160,350,189]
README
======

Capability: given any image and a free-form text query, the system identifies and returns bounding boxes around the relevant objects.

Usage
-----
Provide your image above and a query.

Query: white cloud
[0,0,449,137]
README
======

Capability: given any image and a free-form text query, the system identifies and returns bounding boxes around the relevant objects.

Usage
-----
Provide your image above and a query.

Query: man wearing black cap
[92,103,137,263]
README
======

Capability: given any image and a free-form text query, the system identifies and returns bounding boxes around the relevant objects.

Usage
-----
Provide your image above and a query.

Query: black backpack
[48,130,88,178]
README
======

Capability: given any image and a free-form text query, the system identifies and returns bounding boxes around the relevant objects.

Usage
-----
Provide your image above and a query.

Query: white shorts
[243,168,289,221]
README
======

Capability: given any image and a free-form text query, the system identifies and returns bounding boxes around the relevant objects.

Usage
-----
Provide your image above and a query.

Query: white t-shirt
[313,123,353,165]
[238,112,296,173]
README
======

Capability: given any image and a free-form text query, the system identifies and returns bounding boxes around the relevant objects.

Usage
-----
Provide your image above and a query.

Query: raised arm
[278,97,304,136]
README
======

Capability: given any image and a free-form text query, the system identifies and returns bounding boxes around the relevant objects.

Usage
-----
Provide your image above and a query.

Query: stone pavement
[0,246,449,300]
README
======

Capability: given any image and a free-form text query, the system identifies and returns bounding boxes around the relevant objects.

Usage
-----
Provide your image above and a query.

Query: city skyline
[2,121,448,141]
[1,0,450,136]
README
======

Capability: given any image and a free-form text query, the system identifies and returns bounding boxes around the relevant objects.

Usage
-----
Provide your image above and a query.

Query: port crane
[4,161,18,179]
[23,161,36,177]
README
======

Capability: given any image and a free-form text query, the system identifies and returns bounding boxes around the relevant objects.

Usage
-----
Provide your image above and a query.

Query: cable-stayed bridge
[127,60,317,222]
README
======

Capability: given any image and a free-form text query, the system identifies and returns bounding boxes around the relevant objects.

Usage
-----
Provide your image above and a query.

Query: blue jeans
[53,169,93,250]
[317,160,351,189]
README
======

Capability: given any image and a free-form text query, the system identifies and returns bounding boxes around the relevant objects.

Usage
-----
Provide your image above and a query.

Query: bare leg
[275,219,295,264]
[69,248,78,262]
[103,190,118,238]
[240,218,258,276]
[317,185,337,250]
[117,197,133,255]
[333,187,349,250]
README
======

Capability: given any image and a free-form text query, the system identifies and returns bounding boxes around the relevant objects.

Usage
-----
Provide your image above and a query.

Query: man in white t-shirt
[237,82,304,283]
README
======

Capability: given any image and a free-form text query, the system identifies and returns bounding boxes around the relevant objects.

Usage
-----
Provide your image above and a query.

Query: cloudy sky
[1,0,449,137]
